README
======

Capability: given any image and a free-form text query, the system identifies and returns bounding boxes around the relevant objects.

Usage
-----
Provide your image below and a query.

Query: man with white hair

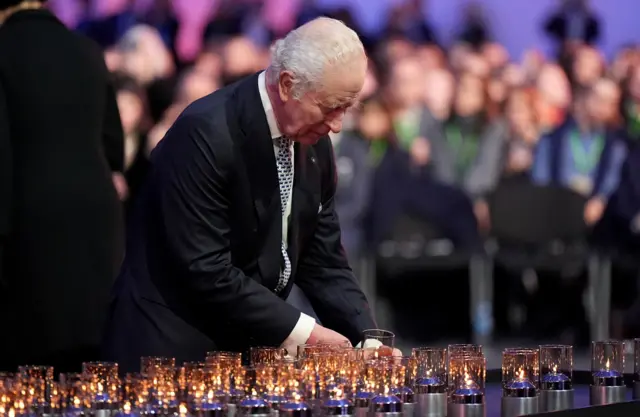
[104,17,377,370]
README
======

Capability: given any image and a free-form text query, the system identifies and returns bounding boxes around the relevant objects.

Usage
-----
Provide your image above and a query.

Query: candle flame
[518,369,525,380]
[464,372,473,387]
[8,408,14,417]
[552,365,557,373]
[179,404,188,416]
[605,359,610,370]
[207,390,214,401]
[123,402,131,413]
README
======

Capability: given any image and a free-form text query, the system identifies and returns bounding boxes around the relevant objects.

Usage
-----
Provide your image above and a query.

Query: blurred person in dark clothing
[502,88,542,177]
[114,24,177,123]
[424,72,507,231]
[334,97,391,260]
[114,74,152,215]
[367,60,480,249]
[0,0,125,371]
[544,0,600,55]
[532,78,627,227]
[379,55,431,171]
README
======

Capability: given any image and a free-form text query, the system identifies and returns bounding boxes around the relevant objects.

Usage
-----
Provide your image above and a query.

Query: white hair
[268,17,364,99]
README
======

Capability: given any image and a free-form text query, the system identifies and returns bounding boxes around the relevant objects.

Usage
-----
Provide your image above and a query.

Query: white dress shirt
[257,71,316,353]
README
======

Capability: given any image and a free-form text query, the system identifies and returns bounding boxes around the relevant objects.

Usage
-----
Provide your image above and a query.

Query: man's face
[454,74,485,116]
[424,70,454,118]
[573,48,602,88]
[586,82,620,125]
[385,57,424,110]
[276,56,366,145]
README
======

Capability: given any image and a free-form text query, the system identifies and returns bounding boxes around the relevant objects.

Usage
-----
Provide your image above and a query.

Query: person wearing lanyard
[531,78,627,226]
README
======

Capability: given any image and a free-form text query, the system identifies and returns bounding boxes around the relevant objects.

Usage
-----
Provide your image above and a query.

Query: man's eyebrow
[325,95,360,110]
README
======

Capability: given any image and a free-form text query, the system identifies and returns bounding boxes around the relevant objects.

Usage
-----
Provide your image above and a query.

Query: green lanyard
[393,115,420,151]
[568,129,605,175]
[625,101,640,140]
[445,124,479,177]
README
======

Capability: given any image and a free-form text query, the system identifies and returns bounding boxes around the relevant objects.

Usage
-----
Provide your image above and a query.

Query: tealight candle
[590,340,626,406]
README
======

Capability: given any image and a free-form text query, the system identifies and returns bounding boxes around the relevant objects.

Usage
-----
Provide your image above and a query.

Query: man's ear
[279,71,295,103]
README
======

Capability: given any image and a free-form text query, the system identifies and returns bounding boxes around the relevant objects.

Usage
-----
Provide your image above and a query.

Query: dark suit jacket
[104,73,375,371]
[0,9,124,370]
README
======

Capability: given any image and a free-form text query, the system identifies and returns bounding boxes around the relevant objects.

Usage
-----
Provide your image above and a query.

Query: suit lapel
[233,73,281,288]
[288,142,322,280]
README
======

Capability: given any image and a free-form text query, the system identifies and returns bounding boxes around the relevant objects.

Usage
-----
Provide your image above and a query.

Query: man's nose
[326,115,343,134]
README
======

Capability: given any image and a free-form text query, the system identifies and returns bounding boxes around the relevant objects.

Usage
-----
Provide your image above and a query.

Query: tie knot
[277,136,291,149]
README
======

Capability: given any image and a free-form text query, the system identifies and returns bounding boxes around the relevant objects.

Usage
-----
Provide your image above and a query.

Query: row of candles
[1,337,640,417]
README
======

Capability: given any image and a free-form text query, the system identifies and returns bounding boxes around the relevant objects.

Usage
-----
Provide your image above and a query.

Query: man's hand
[473,199,491,233]
[584,196,606,226]
[306,323,351,346]
[410,137,431,166]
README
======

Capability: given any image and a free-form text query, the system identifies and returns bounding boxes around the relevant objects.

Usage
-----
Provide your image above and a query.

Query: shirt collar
[258,71,282,139]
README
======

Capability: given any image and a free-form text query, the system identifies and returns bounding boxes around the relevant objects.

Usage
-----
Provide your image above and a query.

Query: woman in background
[0,0,124,371]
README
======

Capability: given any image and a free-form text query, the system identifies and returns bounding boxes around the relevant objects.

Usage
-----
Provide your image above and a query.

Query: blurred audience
[43,0,640,342]
[532,78,627,226]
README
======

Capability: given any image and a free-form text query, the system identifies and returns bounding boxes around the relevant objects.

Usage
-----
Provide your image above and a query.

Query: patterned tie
[275,136,293,293]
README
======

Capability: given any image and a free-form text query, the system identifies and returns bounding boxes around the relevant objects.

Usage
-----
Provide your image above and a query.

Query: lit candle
[593,359,624,387]
[454,372,482,396]
[113,402,139,417]
[541,365,571,390]
[503,369,536,398]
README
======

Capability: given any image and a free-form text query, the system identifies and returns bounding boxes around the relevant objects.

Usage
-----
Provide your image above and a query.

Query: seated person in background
[113,74,152,211]
[379,54,433,173]
[423,68,455,122]
[334,97,392,261]
[502,88,541,177]
[423,71,507,231]
[531,78,628,226]
[536,63,573,133]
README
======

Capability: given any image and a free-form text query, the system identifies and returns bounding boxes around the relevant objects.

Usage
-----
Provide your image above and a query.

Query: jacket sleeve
[295,138,376,346]
[154,114,301,346]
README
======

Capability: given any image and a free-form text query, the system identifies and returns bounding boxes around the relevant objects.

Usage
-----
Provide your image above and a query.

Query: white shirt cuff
[281,313,316,355]
[355,339,383,349]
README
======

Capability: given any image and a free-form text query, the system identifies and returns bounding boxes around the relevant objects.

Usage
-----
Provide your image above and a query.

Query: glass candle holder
[82,362,119,384]
[361,330,395,358]
[502,349,538,398]
[412,348,446,394]
[448,354,485,404]
[250,347,286,366]
[448,344,483,358]
[141,357,176,376]
[591,341,624,386]
[539,345,573,390]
